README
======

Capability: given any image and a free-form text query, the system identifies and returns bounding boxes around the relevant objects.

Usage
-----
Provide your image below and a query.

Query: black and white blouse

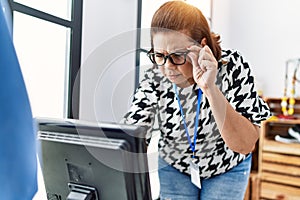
[122,49,271,178]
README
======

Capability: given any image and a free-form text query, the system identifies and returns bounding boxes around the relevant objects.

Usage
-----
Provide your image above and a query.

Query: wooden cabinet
[244,173,260,200]
[244,97,300,200]
[243,97,300,200]
[259,119,300,200]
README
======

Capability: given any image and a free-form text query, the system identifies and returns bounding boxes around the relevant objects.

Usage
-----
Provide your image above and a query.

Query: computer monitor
[35,117,152,200]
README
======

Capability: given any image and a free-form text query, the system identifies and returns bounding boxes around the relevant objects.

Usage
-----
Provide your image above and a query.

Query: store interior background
[10,0,300,199]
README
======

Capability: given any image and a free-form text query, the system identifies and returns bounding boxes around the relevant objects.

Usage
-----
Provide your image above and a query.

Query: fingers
[187,46,205,79]
[188,45,214,64]
[187,45,218,88]
[199,46,218,70]
[193,65,205,80]
[198,46,213,61]
[187,45,202,67]
[188,45,202,53]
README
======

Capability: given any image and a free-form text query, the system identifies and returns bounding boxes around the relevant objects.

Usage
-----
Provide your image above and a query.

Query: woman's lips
[168,74,181,80]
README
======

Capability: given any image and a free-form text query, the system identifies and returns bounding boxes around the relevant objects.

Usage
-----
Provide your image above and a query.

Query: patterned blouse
[122,49,271,178]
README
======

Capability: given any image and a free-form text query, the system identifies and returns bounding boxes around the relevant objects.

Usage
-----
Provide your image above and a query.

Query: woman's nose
[164,58,176,70]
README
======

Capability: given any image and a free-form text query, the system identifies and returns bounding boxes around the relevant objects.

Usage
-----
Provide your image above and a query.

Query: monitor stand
[67,183,99,200]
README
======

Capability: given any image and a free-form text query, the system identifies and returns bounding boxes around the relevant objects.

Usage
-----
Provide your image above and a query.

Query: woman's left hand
[187,45,218,90]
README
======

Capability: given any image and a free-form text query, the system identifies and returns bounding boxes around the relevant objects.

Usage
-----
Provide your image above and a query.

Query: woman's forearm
[204,85,260,154]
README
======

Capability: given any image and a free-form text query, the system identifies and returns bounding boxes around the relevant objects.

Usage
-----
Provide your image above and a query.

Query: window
[13,0,71,20]
[9,0,83,119]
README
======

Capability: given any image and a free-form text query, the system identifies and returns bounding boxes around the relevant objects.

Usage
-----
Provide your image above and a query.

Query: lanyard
[173,84,202,158]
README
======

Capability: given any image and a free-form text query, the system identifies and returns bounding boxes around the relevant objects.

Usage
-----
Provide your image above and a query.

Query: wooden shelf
[258,98,300,199]
[262,172,300,187]
[261,162,300,176]
[261,182,300,200]
[264,97,300,119]
[262,139,300,156]
[259,120,300,199]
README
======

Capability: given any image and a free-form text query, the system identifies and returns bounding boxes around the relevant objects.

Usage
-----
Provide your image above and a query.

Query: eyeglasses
[147,49,190,66]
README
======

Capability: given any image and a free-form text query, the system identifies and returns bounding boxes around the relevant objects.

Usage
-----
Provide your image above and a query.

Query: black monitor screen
[35,117,152,200]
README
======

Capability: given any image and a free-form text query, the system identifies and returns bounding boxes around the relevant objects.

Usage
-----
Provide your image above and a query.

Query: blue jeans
[158,154,252,200]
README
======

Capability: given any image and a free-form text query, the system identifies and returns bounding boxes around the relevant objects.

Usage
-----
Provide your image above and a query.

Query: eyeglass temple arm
[139,48,150,53]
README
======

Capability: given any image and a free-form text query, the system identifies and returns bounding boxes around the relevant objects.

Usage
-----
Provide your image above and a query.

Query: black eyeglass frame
[147,49,191,66]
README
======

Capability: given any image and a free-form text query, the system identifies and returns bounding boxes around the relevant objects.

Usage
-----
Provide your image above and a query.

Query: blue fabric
[0,0,12,34]
[0,2,37,199]
[158,154,252,200]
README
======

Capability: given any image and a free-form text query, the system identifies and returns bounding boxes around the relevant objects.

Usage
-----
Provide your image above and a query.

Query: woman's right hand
[187,45,218,91]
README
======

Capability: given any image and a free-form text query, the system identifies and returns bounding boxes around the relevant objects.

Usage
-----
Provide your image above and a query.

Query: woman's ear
[200,38,207,46]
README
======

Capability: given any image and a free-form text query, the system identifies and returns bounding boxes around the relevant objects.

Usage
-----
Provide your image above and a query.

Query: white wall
[212,0,300,98]
[79,0,138,122]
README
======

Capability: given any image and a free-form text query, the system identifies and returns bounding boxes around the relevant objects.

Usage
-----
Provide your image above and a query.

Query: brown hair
[150,1,222,60]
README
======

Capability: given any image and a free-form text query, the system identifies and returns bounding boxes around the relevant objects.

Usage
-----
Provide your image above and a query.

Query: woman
[122,1,271,199]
